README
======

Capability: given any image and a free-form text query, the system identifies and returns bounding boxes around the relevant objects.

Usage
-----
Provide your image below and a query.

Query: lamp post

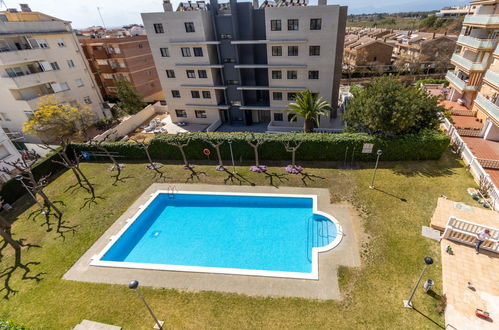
[128,280,164,329]
[369,149,383,189]
[228,139,236,174]
[403,257,434,308]
[15,174,42,208]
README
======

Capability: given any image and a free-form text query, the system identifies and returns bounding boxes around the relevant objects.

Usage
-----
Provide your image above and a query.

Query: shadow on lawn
[389,153,463,178]
[373,187,408,202]
[412,306,445,329]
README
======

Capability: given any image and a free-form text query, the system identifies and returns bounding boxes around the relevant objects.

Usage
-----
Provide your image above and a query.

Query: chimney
[163,0,173,11]
[20,4,32,12]
[318,0,326,5]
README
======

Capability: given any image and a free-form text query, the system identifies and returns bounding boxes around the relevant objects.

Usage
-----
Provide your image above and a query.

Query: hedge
[70,130,449,163]
[0,150,67,205]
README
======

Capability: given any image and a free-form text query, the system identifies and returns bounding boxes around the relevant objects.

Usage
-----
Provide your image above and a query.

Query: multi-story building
[0,6,107,141]
[80,36,164,102]
[142,0,347,131]
[0,127,22,183]
[436,5,477,18]
[343,36,394,71]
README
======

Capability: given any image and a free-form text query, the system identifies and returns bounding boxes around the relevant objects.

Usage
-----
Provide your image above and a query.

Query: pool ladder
[306,216,332,262]
[167,185,178,199]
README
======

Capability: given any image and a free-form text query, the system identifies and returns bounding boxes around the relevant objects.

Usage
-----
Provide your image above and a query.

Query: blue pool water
[101,193,337,274]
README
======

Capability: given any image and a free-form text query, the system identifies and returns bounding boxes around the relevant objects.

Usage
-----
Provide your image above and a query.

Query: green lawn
[0,152,476,329]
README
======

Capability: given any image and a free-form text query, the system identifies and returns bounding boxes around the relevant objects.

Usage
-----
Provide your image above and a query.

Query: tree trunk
[215,146,223,167]
[253,146,259,167]
[179,147,188,166]
[291,150,296,167]
[304,119,314,133]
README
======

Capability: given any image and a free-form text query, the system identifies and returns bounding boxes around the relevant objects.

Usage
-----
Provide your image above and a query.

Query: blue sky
[9,0,469,28]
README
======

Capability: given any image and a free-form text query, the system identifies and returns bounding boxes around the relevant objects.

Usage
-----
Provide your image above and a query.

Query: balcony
[457,35,497,50]
[0,47,47,66]
[451,53,488,72]
[474,93,499,124]
[484,70,499,87]
[445,71,479,92]
[463,15,499,27]
[3,70,59,90]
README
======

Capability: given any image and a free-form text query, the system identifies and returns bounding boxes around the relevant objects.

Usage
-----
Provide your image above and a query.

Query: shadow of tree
[185,167,207,183]
[263,172,288,188]
[373,187,408,202]
[411,306,445,329]
[298,172,325,186]
[222,169,256,186]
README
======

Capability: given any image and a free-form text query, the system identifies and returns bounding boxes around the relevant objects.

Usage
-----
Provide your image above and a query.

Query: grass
[0,151,477,329]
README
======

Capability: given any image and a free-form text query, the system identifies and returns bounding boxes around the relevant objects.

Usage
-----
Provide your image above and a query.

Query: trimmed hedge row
[70,130,449,163]
[0,150,67,205]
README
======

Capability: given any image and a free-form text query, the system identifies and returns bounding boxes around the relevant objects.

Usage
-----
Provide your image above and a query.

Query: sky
[2,0,469,29]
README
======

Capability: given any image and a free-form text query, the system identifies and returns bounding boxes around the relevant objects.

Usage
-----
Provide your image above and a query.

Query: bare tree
[90,131,127,185]
[167,134,192,168]
[130,138,165,179]
[202,138,225,170]
[283,140,303,170]
[247,134,266,171]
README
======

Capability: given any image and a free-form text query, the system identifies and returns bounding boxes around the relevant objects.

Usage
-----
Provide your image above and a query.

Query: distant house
[343,36,394,71]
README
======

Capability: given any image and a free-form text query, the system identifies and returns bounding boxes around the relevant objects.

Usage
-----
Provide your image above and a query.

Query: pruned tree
[167,134,192,169]
[202,138,225,170]
[246,134,266,172]
[283,140,303,174]
[130,138,165,179]
[90,131,128,185]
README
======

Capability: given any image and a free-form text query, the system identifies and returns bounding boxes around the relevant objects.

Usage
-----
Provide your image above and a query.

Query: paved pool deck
[63,184,361,300]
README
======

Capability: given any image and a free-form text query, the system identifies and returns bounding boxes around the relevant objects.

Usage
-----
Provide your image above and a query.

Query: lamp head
[228,139,232,144]
[424,257,433,265]
[377,149,383,156]
[15,175,23,181]
[128,280,139,289]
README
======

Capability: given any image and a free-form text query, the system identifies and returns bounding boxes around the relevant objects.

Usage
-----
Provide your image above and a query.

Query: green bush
[0,150,67,205]
[0,319,30,330]
[70,130,449,163]
[416,78,449,88]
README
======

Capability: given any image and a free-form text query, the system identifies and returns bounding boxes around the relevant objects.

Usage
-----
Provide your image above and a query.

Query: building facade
[141,0,347,131]
[343,36,394,70]
[0,7,107,141]
[80,36,164,102]
[0,126,22,183]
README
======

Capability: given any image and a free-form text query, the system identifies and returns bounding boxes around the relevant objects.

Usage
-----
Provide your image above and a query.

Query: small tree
[283,140,303,174]
[287,90,331,133]
[344,76,442,135]
[246,134,266,172]
[202,138,226,171]
[131,138,165,179]
[115,78,145,116]
[167,134,192,169]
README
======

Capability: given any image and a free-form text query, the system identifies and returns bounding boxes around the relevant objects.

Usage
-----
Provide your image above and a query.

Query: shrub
[416,78,449,88]
[93,117,119,131]
[0,319,30,330]
[70,130,449,163]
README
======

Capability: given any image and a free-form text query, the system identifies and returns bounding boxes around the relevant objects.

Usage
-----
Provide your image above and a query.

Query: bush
[0,319,30,330]
[70,130,449,163]
[0,150,67,205]
[416,78,449,88]
[93,117,119,131]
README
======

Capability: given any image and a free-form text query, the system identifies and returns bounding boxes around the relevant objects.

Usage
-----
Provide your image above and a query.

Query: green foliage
[288,90,331,132]
[70,130,449,163]
[419,15,437,29]
[115,78,145,115]
[93,117,119,131]
[0,319,30,330]
[344,77,443,135]
[416,78,449,88]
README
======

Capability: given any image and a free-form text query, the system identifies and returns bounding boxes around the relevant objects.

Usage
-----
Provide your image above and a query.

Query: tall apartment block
[142,0,347,131]
[0,6,107,141]
[80,36,164,102]
[445,0,499,141]
[0,126,22,182]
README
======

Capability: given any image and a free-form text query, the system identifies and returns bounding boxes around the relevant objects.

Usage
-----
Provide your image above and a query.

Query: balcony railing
[475,93,499,124]
[445,71,479,92]
[464,14,499,26]
[484,70,499,87]
[451,53,488,71]
[457,35,497,50]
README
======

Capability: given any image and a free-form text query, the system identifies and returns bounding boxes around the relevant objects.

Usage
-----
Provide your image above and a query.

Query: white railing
[442,117,499,210]
[442,216,499,253]
[206,119,222,132]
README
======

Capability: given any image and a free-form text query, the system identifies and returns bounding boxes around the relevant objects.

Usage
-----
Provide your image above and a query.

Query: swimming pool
[91,191,342,279]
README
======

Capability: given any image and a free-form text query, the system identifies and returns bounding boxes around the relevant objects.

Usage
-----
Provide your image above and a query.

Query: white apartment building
[0,6,107,141]
[142,0,347,132]
[0,126,22,182]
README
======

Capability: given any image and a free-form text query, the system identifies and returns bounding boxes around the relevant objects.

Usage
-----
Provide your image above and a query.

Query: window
[198,70,207,78]
[288,19,299,31]
[273,113,283,121]
[50,62,60,70]
[160,47,170,57]
[186,70,196,78]
[288,46,298,56]
[272,46,282,56]
[176,109,187,118]
[227,80,239,85]
[223,58,236,63]
[114,47,121,54]
[193,47,203,57]
[36,39,48,48]
[202,91,211,99]
[83,96,92,104]
[191,90,200,98]
[103,73,113,79]
[271,19,281,31]
[220,34,232,39]
[310,18,322,30]
[166,70,175,78]
[56,38,65,47]
[96,59,108,65]
[185,22,195,33]
[273,92,282,100]
[0,112,11,121]
[288,113,297,122]
[287,70,297,79]
[181,47,191,57]
[309,46,320,56]
[272,70,282,79]
[153,23,164,33]
[172,90,181,98]
[308,71,319,79]
[75,78,84,87]
[287,92,296,101]
[195,110,207,118]
[67,59,75,68]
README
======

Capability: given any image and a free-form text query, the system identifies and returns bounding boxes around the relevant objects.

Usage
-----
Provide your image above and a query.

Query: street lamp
[369,149,383,189]
[227,139,236,174]
[15,174,43,208]
[128,280,164,329]
[403,257,434,308]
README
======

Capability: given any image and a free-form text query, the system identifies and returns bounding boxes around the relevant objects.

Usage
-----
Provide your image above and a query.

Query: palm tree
[287,90,331,133]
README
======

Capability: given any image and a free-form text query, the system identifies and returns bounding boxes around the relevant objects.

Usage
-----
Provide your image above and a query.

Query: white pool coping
[90,190,344,280]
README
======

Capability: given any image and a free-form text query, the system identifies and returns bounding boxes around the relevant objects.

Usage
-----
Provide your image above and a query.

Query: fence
[442,117,499,210]
[442,216,499,253]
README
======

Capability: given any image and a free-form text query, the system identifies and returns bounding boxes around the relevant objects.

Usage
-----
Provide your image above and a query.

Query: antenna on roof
[0,0,8,10]
[97,6,107,29]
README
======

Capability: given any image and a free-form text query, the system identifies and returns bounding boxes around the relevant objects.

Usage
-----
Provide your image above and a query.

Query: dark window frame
[273,92,282,100]
[186,70,196,78]
[153,23,164,33]
[287,92,296,101]
[185,22,195,33]
[166,69,175,78]
[310,18,322,30]
[271,70,282,79]
[198,70,207,78]
[308,70,319,79]
[271,19,282,31]
[202,91,211,99]
[193,47,203,57]
[191,90,200,98]
[309,45,320,56]
[273,113,284,121]
[171,90,181,98]
[175,109,187,117]
[272,46,282,56]
[195,110,207,118]
[288,46,298,56]
[181,47,191,57]
[288,19,299,31]
[160,47,170,57]
[287,70,297,79]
